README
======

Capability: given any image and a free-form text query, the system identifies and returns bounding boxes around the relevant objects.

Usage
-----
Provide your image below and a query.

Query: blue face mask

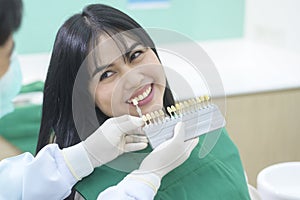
[0,51,22,119]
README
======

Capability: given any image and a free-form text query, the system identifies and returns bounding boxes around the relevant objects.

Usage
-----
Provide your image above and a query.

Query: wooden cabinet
[226,89,300,186]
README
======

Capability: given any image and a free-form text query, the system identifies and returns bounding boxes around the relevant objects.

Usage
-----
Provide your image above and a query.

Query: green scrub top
[0,82,43,154]
[75,128,251,200]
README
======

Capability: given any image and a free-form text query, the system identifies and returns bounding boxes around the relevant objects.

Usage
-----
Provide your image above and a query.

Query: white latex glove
[137,122,199,179]
[82,115,148,168]
[62,115,147,180]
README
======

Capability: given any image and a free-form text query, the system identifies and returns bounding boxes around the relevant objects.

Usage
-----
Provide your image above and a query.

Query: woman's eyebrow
[92,63,113,77]
[125,42,143,55]
[91,42,143,77]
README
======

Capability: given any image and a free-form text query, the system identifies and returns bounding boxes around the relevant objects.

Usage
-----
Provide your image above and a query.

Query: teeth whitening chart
[140,96,226,149]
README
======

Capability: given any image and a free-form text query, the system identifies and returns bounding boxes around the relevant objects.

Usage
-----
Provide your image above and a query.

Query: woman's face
[89,34,166,117]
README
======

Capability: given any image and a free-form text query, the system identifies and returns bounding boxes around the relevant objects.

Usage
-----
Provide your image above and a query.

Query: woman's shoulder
[156,128,250,200]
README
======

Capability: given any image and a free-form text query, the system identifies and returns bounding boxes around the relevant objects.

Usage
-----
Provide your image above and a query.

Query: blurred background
[1,0,299,189]
[14,0,244,54]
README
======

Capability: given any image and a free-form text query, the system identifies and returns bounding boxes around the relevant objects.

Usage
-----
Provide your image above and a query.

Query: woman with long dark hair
[36,4,250,200]
[1,2,195,199]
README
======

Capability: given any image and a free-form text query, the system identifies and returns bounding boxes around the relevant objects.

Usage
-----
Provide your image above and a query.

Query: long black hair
[36,4,174,152]
[0,0,23,45]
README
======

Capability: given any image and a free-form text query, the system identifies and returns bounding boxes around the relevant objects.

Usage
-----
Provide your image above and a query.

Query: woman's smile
[127,83,154,106]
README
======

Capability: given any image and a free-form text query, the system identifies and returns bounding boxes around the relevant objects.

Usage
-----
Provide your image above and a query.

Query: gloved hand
[62,115,148,180]
[137,122,199,179]
[82,115,148,168]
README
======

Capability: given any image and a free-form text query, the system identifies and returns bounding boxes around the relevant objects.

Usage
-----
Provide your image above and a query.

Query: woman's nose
[122,65,144,90]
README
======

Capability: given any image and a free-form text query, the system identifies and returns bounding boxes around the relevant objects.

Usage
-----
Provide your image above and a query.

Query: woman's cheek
[95,85,112,106]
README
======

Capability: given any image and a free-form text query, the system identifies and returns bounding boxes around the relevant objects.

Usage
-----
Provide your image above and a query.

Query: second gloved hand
[137,122,199,179]
[117,122,199,196]
[82,115,148,168]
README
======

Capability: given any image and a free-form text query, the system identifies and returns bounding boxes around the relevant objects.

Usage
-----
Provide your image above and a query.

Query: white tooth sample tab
[132,99,142,117]
[132,99,138,106]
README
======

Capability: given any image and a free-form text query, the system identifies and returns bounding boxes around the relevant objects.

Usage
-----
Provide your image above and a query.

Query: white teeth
[130,85,152,103]
[142,92,147,98]
[138,95,143,101]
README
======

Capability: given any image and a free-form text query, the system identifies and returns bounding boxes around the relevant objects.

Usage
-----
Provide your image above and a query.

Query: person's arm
[0,115,147,200]
[0,144,81,200]
[97,122,199,200]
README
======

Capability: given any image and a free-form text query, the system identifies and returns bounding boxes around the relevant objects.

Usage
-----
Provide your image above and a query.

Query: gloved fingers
[125,135,148,143]
[112,115,144,126]
[172,122,185,142]
[166,137,199,168]
[153,122,197,155]
[125,126,146,136]
[124,143,148,152]
[149,122,185,152]
[173,137,199,161]
[113,115,144,134]
[111,114,134,123]
[183,137,199,155]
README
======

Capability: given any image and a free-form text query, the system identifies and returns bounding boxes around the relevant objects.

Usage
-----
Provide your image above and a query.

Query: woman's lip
[136,84,154,106]
[129,84,152,101]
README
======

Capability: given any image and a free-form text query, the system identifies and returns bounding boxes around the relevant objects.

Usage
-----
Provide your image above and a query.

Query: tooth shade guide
[179,102,184,114]
[142,115,149,125]
[150,112,156,118]
[158,109,165,119]
[142,95,225,149]
[146,113,152,122]
[183,101,190,113]
[200,96,205,107]
[134,103,143,117]
[171,105,179,117]
[170,105,176,112]
[188,99,195,111]
[146,95,213,122]
[154,111,161,120]
[196,97,201,109]
[154,111,162,123]
[196,97,202,108]
[175,103,181,113]
[204,95,210,101]
[205,95,211,107]
[150,112,157,123]
[167,106,173,117]
[142,96,212,121]
[192,98,198,110]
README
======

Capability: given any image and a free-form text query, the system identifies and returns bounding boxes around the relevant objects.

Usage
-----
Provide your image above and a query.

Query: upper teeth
[130,86,152,103]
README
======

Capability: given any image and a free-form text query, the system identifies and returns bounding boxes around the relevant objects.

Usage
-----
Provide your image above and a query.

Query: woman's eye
[100,71,115,81]
[130,50,143,62]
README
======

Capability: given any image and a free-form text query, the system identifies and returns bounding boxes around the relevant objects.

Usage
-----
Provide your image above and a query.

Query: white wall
[245,0,300,52]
